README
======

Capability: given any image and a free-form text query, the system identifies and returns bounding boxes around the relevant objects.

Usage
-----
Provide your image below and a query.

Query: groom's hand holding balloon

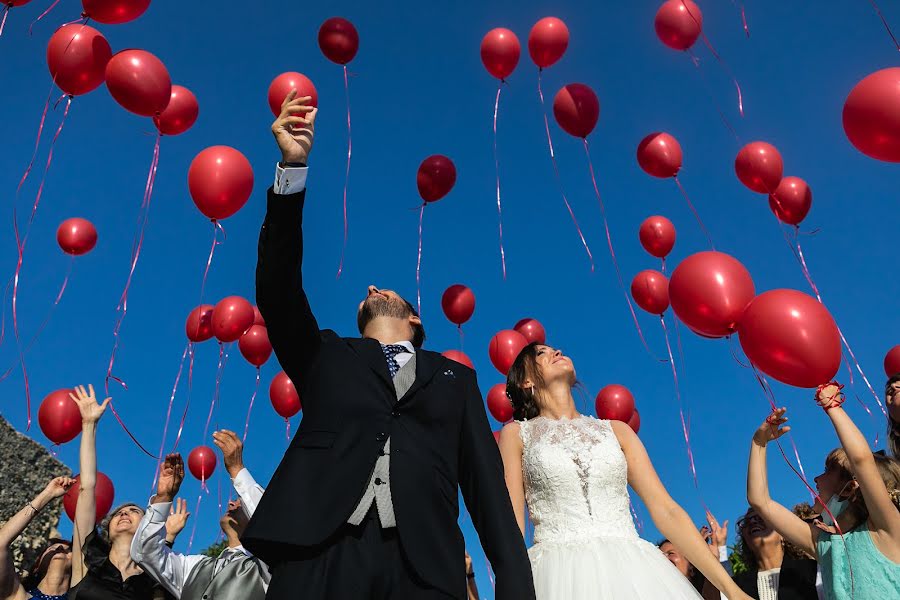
[272,90,317,164]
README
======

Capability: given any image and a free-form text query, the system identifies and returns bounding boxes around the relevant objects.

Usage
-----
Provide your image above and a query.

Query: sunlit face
[659,541,691,578]
[357,286,420,336]
[38,541,72,572]
[886,380,900,423]
[219,499,249,536]
[109,505,144,540]
[738,509,781,556]
[531,345,576,387]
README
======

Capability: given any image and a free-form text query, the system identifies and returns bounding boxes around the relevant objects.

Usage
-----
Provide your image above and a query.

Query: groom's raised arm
[256,90,320,380]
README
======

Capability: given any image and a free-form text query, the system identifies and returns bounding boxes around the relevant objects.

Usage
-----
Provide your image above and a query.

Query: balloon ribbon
[151,343,189,492]
[869,0,900,51]
[673,176,715,249]
[242,368,261,444]
[415,204,425,315]
[493,83,508,278]
[336,65,352,278]
[203,342,230,440]
[28,0,64,34]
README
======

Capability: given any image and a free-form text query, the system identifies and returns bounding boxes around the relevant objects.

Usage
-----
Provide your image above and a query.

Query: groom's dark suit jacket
[241,188,534,599]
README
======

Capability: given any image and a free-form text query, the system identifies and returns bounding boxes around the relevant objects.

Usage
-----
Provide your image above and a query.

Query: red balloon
[185,304,214,342]
[38,389,80,444]
[489,330,528,376]
[63,473,114,523]
[654,0,703,51]
[627,408,641,434]
[595,384,635,422]
[493,430,501,444]
[46,24,112,96]
[553,83,599,139]
[737,289,841,388]
[187,446,217,481]
[56,218,97,256]
[270,371,301,418]
[631,270,670,315]
[239,325,272,367]
[637,132,682,178]
[514,318,546,345]
[842,67,900,162]
[212,296,254,343]
[441,284,475,326]
[442,350,474,369]
[318,17,359,65]
[105,50,171,117]
[188,146,254,220]
[885,345,900,377]
[528,17,569,68]
[81,0,150,24]
[6,1,34,6]
[735,141,784,194]
[768,176,812,226]
[253,305,265,327]
[268,72,318,117]
[487,383,513,423]
[481,28,521,80]
[154,85,198,135]
[639,215,676,259]
[669,251,755,338]
[417,155,456,203]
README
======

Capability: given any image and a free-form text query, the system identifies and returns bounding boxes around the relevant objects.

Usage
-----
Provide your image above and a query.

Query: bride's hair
[506,342,544,421]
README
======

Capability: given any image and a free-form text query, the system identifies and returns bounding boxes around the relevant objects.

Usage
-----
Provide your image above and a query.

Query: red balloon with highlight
[105,49,171,117]
[212,296,254,343]
[239,325,272,367]
[188,446,217,481]
[81,0,150,24]
[185,305,214,343]
[595,384,635,422]
[553,83,599,139]
[631,270,670,315]
[768,176,812,226]
[268,72,318,117]
[528,17,569,68]
[57,218,97,255]
[318,17,359,65]
[627,409,641,434]
[637,132,682,178]
[441,285,475,326]
[489,330,528,376]
[655,0,703,51]
[843,67,900,162]
[417,155,457,202]
[270,371,301,418]
[885,345,900,377]
[63,473,114,522]
[46,24,112,97]
[188,146,254,220]
[154,85,199,135]
[38,389,80,445]
[639,216,676,259]
[514,318,546,345]
[487,383,513,422]
[735,142,784,194]
[481,28,521,80]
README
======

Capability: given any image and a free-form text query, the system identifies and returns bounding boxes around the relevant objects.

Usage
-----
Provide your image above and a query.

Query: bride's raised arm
[610,421,751,600]
[499,422,527,537]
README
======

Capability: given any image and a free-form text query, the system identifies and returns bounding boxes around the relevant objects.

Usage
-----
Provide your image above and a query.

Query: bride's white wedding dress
[520,414,703,599]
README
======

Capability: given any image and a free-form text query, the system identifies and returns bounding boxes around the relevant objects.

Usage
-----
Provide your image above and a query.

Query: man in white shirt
[131,430,269,600]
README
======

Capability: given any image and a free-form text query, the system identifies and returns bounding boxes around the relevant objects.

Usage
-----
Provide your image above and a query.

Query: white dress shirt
[130,468,269,598]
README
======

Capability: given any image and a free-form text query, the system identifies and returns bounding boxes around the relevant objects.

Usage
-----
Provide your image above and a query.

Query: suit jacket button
[391,410,399,417]
[374,478,383,485]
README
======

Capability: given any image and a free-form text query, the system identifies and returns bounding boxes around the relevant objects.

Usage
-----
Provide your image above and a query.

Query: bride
[498,343,750,599]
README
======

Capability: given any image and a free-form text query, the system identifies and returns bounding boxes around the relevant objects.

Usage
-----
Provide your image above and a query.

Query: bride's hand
[752,407,790,447]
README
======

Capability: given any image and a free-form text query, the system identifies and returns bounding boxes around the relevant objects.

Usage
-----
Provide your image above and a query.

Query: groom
[241,91,534,600]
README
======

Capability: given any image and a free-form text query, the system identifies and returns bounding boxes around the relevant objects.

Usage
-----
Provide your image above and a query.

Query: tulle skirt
[529,535,704,599]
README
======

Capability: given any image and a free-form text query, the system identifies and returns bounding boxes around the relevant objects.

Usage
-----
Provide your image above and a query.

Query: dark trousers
[266,510,455,600]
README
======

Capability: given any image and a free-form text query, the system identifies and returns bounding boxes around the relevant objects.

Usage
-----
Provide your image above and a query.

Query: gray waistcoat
[181,553,267,600]
[347,352,417,528]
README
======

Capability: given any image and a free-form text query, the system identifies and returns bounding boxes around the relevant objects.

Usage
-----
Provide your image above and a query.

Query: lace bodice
[520,415,638,545]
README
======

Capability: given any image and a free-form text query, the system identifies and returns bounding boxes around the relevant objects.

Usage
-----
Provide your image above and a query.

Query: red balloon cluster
[417,155,457,202]
[528,17,569,68]
[188,146,254,221]
[553,83,599,139]
[489,329,528,375]
[56,218,97,256]
[239,324,272,367]
[154,85,199,136]
[81,0,150,24]
[514,318,546,345]
[631,270,670,315]
[654,0,703,51]
[253,306,265,327]
[268,72,318,117]
[735,142,784,194]
[441,284,475,326]
[595,384,639,433]
[185,304,214,343]
[46,24,112,97]
[442,350,474,369]
[318,17,359,65]
[843,67,900,162]
[639,216,676,259]
[481,28,521,80]
[637,132,682,178]
[487,383,513,422]
[885,345,900,377]
[63,472,115,522]
[211,296,255,343]
[38,389,80,444]
[769,176,812,226]
[270,371,301,418]
[188,446,217,481]
[105,49,171,117]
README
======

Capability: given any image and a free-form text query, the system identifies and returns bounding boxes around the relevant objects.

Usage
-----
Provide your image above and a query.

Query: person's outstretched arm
[213,430,265,518]
[0,477,74,600]
[611,421,751,600]
[458,371,535,600]
[257,90,321,383]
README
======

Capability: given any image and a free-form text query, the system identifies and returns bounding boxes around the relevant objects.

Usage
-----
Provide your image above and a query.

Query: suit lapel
[398,350,445,404]
[346,338,394,391]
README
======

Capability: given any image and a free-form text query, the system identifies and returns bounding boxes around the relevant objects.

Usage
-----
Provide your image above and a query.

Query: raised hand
[213,430,244,479]
[165,498,190,541]
[752,407,791,447]
[272,89,317,164]
[155,453,185,503]
[70,384,110,424]
[701,510,729,558]
[41,476,75,500]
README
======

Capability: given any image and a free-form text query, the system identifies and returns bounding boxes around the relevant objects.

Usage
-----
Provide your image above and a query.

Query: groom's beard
[357,296,412,333]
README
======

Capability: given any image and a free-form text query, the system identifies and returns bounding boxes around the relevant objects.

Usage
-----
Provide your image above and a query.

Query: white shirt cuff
[274,163,308,195]
[718,545,728,562]
[146,501,172,524]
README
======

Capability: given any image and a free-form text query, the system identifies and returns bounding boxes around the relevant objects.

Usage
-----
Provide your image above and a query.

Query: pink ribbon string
[0,5,10,37]
[415,204,425,316]
[150,343,189,492]
[203,342,229,441]
[485,554,495,591]
[284,418,291,445]
[106,399,159,458]
[686,49,741,142]
[629,497,644,534]
[583,139,665,362]
[493,83,508,279]
[30,95,73,224]
[673,176,715,249]
[739,2,750,38]
[457,325,464,352]
[242,368,261,444]
[0,277,12,349]
[17,85,56,196]
[336,65,352,278]
[172,343,195,452]
[28,0,63,35]
[538,70,595,271]
[187,492,204,553]
[198,221,225,305]
[869,0,900,51]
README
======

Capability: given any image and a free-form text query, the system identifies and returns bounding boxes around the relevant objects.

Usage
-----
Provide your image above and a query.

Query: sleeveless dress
[519,415,703,599]
[816,522,900,599]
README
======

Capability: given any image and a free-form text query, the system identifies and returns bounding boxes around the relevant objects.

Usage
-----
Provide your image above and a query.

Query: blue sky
[1,1,898,597]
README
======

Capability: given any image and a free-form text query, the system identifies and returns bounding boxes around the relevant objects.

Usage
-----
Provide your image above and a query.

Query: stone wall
[0,414,70,573]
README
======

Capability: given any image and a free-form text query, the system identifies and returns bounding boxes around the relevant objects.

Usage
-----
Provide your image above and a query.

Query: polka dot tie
[381,344,410,378]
